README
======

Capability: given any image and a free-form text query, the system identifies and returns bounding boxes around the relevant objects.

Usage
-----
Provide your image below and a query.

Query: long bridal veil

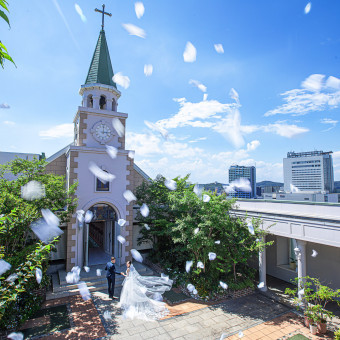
[118,264,173,321]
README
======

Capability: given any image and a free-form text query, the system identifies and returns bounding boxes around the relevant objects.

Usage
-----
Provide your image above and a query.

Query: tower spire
[94,4,112,30]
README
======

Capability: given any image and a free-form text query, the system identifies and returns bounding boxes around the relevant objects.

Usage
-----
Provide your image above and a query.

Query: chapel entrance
[83,203,120,266]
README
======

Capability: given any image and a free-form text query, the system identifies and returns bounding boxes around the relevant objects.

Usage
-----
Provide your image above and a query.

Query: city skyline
[1,1,340,183]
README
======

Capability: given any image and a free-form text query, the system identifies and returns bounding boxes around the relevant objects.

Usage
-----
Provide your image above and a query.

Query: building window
[99,95,107,110]
[96,175,109,191]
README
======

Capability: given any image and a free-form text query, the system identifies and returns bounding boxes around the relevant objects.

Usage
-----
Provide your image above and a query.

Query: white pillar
[259,235,268,291]
[93,95,100,109]
[295,240,307,300]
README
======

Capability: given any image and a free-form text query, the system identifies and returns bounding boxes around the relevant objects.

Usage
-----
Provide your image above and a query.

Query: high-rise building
[228,165,256,198]
[283,151,334,193]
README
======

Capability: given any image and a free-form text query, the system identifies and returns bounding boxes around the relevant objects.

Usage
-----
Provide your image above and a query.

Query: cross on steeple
[95,4,112,30]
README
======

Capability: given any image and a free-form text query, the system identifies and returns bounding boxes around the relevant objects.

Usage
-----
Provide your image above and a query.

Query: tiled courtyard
[18,290,339,339]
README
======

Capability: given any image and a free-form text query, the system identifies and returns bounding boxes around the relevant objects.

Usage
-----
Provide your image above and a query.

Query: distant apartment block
[229,165,256,198]
[283,151,334,193]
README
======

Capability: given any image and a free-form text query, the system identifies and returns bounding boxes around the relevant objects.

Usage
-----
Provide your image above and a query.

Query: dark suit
[105,262,122,297]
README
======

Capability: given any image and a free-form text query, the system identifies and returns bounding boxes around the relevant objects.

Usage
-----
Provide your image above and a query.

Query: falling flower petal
[192,289,198,295]
[96,269,102,276]
[122,23,146,38]
[144,120,169,139]
[84,266,90,273]
[30,218,63,244]
[197,261,204,269]
[75,4,86,22]
[298,288,305,295]
[140,203,149,217]
[113,72,131,89]
[41,209,60,227]
[290,183,300,193]
[103,310,112,320]
[84,210,94,223]
[215,240,221,244]
[89,161,116,184]
[247,223,255,235]
[76,210,85,223]
[161,273,169,281]
[183,41,196,62]
[134,2,145,19]
[164,179,177,190]
[304,2,311,14]
[144,223,150,230]
[208,252,216,261]
[0,259,11,276]
[220,281,228,289]
[66,271,79,284]
[36,268,42,284]
[7,333,24,340]
[131,249,143,262]
[311,249,318,257]
[6,273,18,282]
[229,88,240,104]
[21,181,45,200]
[118,219,126,227]
[185,261,193,273]
[203,194,210,202]
[128,150,135,159]
[230,178,252,192]
[144,64,153,76]
[112,118,125,139]
[106,145,118,159]
[117,235,126,244]
[189,79,207,92]
[153,292,163,301]
[203,93,208,101]
[257,282,265,289]
[214,44,224,54]
[78,281,91,300]
[193,184,202,197]
[238,331,244,338]
[123,190,137,203]
[194,228,199,235]
[187,283,195,292]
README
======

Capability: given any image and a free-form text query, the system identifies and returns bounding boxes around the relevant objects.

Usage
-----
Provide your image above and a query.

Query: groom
[105,256,124,299]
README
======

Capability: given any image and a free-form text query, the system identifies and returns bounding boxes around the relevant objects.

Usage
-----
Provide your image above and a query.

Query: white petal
[197,261,204,269]
[84,210,94,223]
[117,235,126,244]
[128,150,135,159]
[66,272,79,284]
[208,252,216,261]
[194,228,199,235]
[35,268,42,284]
[164,179,177,191]
[304,2,311,14]
[230,178,251,192]
[123,190,137,203]
[185,261,193,273]
[311,249,318,257]
[122,23,146,38]
[75,4,86,22]
[203,194,210,202]
[144,64,153,76]
[189,79,207,92]
[112,117,125,137]
[247,224,255,235]
[257,282,264,289]
[161,273,169,281]
[103,310,112,320]
[229,88,239,104]
[183,42,196,62]
[6,273,18,282]
[203,93,208,101]
[7,333,24,340]
[144,223,150,230]
[77,281,91,300]
[131,249,143,262]
[96,269,102,276]
[192,289,198,295]
[140,203,149,217]
[106,145,118,159]
[21,180,45,200]
[41,209,60,227]
[214,44,224,54]
[238,331,244,338]
[215,240,221,244]
[88,161,116,184]
[220,334,227,340]
[84,266,90,272]
[30,218,63,244]
[134,2,145,19]
[187,283,195,292]
[298,288,305,295]
[118,219,126,227]
[220,281,228,289]
[290,183,300,193]
[0,259,11,276]
[193,184,202,197]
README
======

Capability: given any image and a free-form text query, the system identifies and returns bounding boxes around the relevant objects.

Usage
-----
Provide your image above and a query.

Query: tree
[0,157,77,329]
[136,175,273,296]
[0,0,15,68]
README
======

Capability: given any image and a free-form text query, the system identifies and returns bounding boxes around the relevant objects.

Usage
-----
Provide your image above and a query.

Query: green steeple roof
[85,30,116,88]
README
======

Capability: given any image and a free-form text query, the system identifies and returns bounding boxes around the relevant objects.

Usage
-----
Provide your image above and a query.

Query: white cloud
[0,103,10,109]
[320,118,338,132]
[247,140,260,151]
[3,120,15,126]
[39,123,73,139]
[262,122,309,138]
[126,132,162,156]
[189,79,207,92]
[265,74,340,117]
[188,137,207,143]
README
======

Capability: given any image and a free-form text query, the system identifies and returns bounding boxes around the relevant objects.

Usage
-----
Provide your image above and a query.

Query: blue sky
[1,0,340,183]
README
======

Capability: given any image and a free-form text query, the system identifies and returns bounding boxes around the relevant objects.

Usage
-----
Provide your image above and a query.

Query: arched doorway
[83,203,119,266]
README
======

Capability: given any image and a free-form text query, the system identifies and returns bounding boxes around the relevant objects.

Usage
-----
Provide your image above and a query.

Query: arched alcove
[87,94,93,108]
[112,98,117,111]
[99,95,107,110]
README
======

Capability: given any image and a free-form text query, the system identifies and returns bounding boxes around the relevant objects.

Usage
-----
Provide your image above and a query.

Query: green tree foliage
[136,175,273,296]
[0,0,15,68]
[0,157,77,329]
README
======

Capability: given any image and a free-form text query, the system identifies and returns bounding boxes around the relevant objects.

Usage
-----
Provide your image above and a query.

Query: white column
[295,240,307,300]
[259,235,268,291]
[93,95,100,109]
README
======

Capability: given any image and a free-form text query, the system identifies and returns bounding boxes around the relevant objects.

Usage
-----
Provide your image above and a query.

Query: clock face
[95,123,112,143]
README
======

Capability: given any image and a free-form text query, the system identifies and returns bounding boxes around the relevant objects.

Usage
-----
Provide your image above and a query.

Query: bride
[118,261,173,321]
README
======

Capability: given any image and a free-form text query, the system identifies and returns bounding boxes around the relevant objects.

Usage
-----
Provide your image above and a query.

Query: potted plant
[303,305,313,327]
[289,257,297,270]
[310,321,318,335]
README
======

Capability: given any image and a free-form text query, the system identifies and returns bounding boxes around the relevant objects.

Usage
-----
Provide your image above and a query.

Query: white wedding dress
[118,264,173,321]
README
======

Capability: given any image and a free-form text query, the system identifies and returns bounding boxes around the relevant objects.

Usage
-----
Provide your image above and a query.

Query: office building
[283,151,334,193]
[228,165,256,198]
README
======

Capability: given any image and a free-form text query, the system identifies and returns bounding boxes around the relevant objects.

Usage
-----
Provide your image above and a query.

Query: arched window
[96,171,110,191]
[87,95,93,108]
[99,95,107,110]
[112,99,117,111]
